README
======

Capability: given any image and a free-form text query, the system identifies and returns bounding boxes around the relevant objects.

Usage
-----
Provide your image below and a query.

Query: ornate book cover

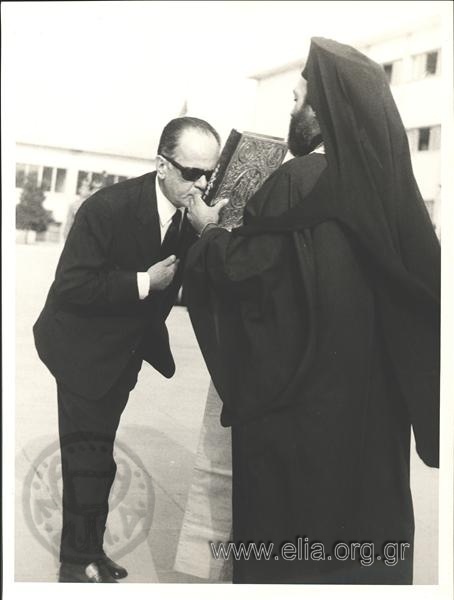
[203,130,288,229]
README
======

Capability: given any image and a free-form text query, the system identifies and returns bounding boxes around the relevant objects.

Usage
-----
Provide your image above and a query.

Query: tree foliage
[16,174,54,233]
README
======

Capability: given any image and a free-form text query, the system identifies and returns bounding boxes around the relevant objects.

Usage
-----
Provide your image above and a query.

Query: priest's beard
[287,102,322,157]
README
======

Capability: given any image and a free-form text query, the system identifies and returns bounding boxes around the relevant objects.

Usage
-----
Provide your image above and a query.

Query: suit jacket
[33,172,197,400]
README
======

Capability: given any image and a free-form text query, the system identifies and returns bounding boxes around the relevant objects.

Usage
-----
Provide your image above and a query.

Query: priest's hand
[187,194,229,235]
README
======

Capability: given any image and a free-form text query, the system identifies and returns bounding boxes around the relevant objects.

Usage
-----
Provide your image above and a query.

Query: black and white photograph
[2,1,453,599]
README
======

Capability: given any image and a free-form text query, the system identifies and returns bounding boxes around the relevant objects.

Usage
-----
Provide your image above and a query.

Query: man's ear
[156,155,166,180]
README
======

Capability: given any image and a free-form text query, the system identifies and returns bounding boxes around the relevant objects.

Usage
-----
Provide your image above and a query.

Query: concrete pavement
[14,241,438,584]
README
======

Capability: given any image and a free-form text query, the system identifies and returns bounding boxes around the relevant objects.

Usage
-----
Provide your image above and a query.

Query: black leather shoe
[98,554,128,579]
[58,561,118,583]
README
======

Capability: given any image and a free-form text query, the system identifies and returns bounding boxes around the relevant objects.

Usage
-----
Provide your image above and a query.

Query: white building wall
[16,143,154,225]
[392,78,443,129]
[253,68,302,140]
[186,77,258,147]
[411,153,441,200]
[250,23,443,235]
[363,24,441,67]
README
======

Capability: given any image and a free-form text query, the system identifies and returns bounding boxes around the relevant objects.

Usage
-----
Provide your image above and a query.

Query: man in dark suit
[33,117,222,582]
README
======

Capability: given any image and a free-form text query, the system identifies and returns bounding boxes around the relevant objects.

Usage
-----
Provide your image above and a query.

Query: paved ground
[14,242,439,584]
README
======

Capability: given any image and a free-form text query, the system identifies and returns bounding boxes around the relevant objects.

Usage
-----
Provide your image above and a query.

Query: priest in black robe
[184,38,440,584]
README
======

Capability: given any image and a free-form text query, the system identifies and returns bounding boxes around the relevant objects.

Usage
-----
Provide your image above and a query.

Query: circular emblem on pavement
[22,437,154,560]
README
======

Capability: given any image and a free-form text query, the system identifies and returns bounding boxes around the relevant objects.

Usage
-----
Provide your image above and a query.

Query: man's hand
[147,255,179,291]
[187,195,229,235]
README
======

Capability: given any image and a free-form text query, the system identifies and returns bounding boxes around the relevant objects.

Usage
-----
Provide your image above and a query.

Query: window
[16,164,26,188]
[15,163,68,192]
[77,171,90,195]
[383,63,393,83]
[418,128,430,151]
[76,171,128,195]
[412,50,441,79]
[106,174,128,186]
[407,125,441,152]
[113,174,129,184]
[55,168,67,193]
[91,172,105,188]
[381,60,403,85]
[28,165,39,185]
[15,163,40,188]
[41,166,53,192]
[426,51,438,75]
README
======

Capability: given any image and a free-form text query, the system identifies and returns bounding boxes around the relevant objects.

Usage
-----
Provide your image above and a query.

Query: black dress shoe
[58,561,118,583]
[98,554,128,579]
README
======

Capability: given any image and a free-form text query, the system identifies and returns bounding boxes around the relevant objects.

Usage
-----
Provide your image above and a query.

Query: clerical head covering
[302,38,440,466]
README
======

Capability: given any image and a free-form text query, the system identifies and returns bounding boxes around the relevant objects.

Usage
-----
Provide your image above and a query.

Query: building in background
[15,142,154,240]
[251,19,443,236]
[15,19,443,241]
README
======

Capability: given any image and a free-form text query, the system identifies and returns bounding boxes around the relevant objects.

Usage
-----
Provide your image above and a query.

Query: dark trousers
[57,357,141,564]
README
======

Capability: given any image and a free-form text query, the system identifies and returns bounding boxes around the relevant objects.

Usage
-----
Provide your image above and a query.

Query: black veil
[302,38,440,466]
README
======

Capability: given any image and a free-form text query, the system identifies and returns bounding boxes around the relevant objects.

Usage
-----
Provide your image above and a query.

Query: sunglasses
[161,154,214,182]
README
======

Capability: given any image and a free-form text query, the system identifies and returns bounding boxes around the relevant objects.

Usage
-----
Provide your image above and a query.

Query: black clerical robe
[184,154,437,584]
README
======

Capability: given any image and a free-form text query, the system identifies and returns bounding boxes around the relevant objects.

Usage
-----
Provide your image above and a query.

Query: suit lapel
[135,177,197,271]
[136,172,161,264]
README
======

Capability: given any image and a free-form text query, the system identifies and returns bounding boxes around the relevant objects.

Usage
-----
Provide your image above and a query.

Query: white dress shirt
[310,142,325,155]
[137,178,183,300]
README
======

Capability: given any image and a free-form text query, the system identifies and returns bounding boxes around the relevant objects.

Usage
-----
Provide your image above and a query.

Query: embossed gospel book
[203,129,288,229]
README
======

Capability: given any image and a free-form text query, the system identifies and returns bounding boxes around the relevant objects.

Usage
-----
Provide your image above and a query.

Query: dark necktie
[160,209,182,259]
